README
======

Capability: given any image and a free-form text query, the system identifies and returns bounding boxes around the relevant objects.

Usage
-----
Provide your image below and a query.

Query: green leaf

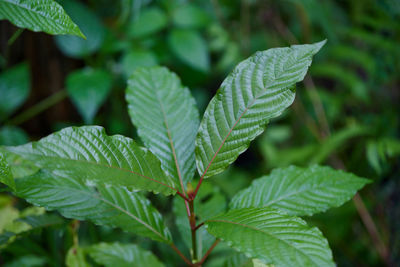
[15,171,173,243]
[0,152,14,190]
[195,41,325,179]
[172,4,211,28]
[121,49,158,77]
[128,7,167,38]
[0,62,30,121]
[205,207,334,267]
[0,126,29,146]
[5,126,178,195]
[126,67,199,186]
[66,245,89,267]
[66,68,113,124]
[230,165,370,216]
[168,29,210,72]
[0,0,84,38]
[54,0,105,58]
[87,242,164,267]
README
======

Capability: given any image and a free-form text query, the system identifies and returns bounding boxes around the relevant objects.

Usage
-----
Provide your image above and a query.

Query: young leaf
[230,165,370,216]
[196,41,326,179]
[15,171,173,243]
[205,207,334,267]
[66,244,89,267]
[5,126,178,196]
[127,67,199,186]
[87,242,164,267]
[168,29,210,72]
[0,0,84,38]
[0,62,30,121]
[0,152,15,191]
[66,68,113,124]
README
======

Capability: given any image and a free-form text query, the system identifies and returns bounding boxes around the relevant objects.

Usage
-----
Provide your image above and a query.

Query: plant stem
[194,239,220,266]
[170,243,193,266]
[189,199,198,262]
[6,90,67,126]
[7,28,24,46]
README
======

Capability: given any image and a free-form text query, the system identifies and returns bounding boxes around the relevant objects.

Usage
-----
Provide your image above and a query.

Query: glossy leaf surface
[205,207,334,267]
[16,171,172,243]
[230,165,370,216]
[0,0,84,37]
[196,41,325,179]
[127,67,199,186]
[6,126,177,195]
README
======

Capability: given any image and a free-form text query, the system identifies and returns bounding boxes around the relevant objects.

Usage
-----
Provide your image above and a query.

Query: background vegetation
[0,0,399,266]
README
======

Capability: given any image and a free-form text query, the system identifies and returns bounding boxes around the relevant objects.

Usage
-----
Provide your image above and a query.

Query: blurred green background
[0,0,399,266]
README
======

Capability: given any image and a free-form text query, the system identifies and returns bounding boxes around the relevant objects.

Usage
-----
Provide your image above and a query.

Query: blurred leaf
[0,126,29,146]
[367,138,400,175]
[205,207,334,267]
[6,126,178,195]
[87,242,164,267]
[230,165,370,216]
[66,68,112,124]
[172,4,210,28]
[168,29,210,72]
[121,49,158,77]
[66,244,89,267]
[3,255,47,267]
[0,0,84,38]
[126,67,199,186]
[15,170,173,243]
[54,0,105,58]
[128,7,167,38]
[196,41,325,179]
[0,62,30,121]
[0,152,14,190]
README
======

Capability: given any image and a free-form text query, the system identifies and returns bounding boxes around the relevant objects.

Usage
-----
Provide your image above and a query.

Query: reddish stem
[194,239,220,266]
[170,243,193,266]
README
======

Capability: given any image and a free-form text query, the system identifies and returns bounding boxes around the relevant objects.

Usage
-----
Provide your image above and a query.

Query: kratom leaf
[196,41,325,179]
[15,171,173,243]
[230,165,370,216]
[0,0,84,38]
[5,126,178,195]
[128,7,167,38]
[0,126,29,146]
[54,0,105,58]
[0,62,30,121]
[0,152,14,190]
[121,49,158,77]
[127,67,199,186]
[66,68,113,124]
[172,4,210,28]
[168,29,210,72]
[87,242,164,267]
[205,207,334,267]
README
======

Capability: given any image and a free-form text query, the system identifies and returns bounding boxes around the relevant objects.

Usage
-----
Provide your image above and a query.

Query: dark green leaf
[195,41,325,179]
[172,4,210,28]
[128,7,167,38]
[0,126,29,146]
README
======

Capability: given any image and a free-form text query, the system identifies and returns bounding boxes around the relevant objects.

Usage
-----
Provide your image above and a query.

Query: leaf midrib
[207,218,322,266]
[18,151,177,193]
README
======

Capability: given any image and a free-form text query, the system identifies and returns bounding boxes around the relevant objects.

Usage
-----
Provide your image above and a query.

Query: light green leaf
[205,207,334,267]
[54,0,105,58]
[66,245,89,267]
[121,49,158,77]
[0,126,29,146]
[168,29,210,72]
[15,171,173,243]
[0,62,30,121]
[127,67,199,186]
[128,7,167,38]
[0,152,15,190]
[66,68,113,124]
[195,41,325,179]
[5,126,178,195]
[87,242,164,267]
[230,165,370,216]
[0,0,84,38]
[172,4,211,28]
